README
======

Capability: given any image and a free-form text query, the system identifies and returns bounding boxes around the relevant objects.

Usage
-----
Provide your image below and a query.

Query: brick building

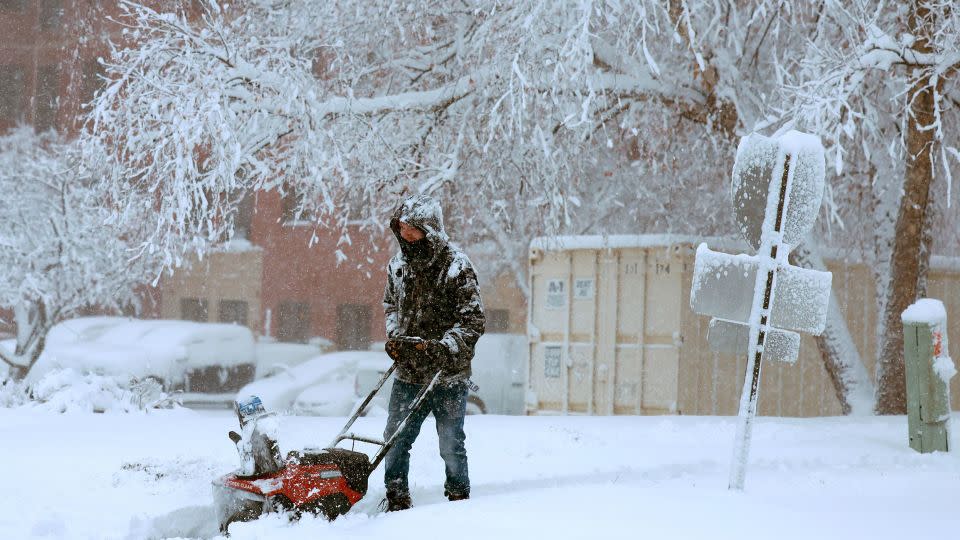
[0,1,117,134]
[159,188,527,350]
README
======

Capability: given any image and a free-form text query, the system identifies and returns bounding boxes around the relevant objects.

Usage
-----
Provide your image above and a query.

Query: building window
[277,302,310,343]
[180,297,209,322]
[336,304,371,351]
[487,309,510,333]
[34,66,59,131]
[234,190,254,240]
[219,300,249,326]
[39,0,62,31]
[0,1,26,12]
[0,65,25,122]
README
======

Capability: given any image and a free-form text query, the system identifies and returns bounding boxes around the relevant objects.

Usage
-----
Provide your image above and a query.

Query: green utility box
[902,299,956,453]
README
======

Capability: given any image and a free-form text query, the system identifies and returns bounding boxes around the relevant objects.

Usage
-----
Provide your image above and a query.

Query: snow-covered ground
[1,409,958,540]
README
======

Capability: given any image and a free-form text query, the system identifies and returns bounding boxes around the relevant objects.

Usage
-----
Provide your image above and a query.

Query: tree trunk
[875,1,939,415]
[790,240,875,415]
[1,302,49,382]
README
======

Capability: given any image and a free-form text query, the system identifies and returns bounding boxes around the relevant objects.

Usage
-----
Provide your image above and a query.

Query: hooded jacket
[383,195,485,384]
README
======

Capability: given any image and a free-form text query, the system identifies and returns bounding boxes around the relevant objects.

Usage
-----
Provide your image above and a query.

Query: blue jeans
[383,378,469,497]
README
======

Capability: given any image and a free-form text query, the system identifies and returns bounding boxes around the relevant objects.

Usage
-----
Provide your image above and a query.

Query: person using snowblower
[381,194,485,511]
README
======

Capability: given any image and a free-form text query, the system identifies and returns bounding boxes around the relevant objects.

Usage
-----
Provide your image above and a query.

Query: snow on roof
[529,234,750,253]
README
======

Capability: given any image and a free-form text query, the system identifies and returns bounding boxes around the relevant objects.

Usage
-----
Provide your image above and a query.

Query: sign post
[690,130,831,490]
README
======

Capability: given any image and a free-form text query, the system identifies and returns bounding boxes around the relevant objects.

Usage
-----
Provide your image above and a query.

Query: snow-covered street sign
[689,130,831,490]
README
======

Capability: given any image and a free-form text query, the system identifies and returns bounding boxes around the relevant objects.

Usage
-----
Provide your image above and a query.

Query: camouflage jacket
[383,195,485,384]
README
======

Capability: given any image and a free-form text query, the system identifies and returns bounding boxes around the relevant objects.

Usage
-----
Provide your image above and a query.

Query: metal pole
[729,154,793,490]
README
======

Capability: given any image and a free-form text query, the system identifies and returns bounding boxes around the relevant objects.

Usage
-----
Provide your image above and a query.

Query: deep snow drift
[0,409,957,539]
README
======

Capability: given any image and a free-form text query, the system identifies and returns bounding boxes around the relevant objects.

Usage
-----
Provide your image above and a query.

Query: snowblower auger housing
[213,365,442,533]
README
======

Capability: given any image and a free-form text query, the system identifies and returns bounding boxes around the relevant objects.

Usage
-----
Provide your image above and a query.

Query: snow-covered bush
[0,378,29,408]
[26,369,180,414]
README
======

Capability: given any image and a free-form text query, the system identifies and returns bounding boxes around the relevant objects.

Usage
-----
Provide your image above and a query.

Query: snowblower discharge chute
[213,366,442,533]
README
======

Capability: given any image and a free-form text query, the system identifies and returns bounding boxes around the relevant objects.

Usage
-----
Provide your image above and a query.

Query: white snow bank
[901,298,948,325]
[2,411,959,540]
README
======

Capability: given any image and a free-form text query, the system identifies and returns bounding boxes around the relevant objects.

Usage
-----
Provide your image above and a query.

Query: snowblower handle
[327,367,443,471]
[328,362,400,449]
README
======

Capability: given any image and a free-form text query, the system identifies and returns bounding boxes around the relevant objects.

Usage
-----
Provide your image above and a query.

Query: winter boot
[444,489,469,502]
[385,491,413,512]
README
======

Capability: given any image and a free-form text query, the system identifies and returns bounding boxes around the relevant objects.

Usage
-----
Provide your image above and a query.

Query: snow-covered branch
[87,0,824,267]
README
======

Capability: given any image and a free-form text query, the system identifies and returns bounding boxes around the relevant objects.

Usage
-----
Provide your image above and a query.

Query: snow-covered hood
[389,195,450,266]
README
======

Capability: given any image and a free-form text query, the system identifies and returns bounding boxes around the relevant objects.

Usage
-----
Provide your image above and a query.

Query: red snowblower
[212,362,441,533]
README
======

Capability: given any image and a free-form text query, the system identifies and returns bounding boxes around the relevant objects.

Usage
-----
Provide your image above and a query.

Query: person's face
[398,221,426,243]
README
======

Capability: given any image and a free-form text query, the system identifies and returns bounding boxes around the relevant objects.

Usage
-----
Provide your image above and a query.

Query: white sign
[574,278,594,299]
[546,279,566,309]
[688,129,830,491]
[690,248,832,335]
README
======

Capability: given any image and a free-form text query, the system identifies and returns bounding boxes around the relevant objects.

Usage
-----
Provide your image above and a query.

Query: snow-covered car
[44,316,131,347]
[293,353,397,417]
[469,333,527,415]
[26,318,256,394]
[254,339,334,379]
[237,351,370,414]
[2,317,130,381]
[292,334,527,417]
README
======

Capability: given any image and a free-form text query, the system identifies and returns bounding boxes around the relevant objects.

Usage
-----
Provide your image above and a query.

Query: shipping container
[526,235,960,417]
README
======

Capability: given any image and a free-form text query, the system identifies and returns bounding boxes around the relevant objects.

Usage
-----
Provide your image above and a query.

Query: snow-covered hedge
[0,378,28,408]
[1,369,181,414]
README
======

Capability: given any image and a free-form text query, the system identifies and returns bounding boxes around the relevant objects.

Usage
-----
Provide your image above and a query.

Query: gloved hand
[421,339,449,364]
[385,336,426,367]
[385,336,447,376]
[384,337,409,362]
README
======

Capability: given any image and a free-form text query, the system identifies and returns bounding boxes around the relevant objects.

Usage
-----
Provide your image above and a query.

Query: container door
[640,247,681,414]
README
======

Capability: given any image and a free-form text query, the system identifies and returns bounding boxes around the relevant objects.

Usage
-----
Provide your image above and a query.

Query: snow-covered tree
[0,128,159,380]
[91,0,884,412]
[89,0,782,263]
[788,0,960,414]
